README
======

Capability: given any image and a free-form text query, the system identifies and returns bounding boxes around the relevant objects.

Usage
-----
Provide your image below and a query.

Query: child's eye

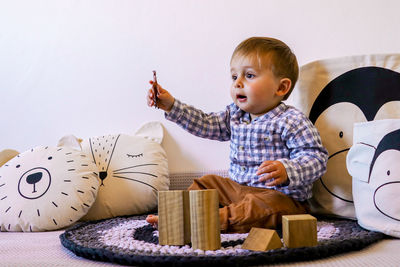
[246,73,255,79]
[231,75,237,81]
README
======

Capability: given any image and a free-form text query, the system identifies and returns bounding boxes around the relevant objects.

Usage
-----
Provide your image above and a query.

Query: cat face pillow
[0,145,99,232]
[61,121,170,221]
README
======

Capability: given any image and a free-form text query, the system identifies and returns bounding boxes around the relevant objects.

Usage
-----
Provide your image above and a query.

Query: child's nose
[234,77,243,88]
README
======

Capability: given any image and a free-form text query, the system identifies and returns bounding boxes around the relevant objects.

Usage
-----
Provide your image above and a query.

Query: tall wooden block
[242,228,283,251]
[282,214,317,248]
[158,190,191,245]
[189,189,221,250]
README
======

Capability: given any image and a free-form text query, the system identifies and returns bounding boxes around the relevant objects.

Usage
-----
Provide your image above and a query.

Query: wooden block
[158,190,191,245]
[242,228,283,251]
[189,189,221,250]
[282,214,317,248]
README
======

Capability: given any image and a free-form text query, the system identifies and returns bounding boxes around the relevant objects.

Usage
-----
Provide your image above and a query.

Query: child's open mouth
[236,94,247,102]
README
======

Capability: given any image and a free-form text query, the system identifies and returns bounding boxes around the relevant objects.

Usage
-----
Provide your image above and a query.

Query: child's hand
[256,160,288,187]
[147,81,175,112]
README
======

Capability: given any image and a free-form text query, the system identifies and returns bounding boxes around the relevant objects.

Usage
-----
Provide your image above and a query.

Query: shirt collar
[232,102,287,123]
[239,102,287,123]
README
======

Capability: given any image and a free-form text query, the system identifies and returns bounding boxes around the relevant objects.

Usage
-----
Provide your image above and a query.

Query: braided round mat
[60,215,385,266]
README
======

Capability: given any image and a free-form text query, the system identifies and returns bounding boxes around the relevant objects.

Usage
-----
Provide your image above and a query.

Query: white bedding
[1,171,399,266]
[1,230,399,267]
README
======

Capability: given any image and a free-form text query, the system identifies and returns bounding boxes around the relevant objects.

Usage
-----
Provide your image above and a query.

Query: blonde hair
[231,37,299,100]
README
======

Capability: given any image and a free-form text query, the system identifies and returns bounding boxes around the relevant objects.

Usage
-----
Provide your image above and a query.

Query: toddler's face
[230,54,283,118]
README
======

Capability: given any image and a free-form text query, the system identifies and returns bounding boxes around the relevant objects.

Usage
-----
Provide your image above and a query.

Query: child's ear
[276,78,291,97]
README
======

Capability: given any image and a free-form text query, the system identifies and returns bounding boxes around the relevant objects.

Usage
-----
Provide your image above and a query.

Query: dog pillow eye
[0,146,99,232]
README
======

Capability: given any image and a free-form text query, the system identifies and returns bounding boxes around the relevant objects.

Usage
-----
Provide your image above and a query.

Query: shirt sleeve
[164,99,231,141]
[277,114,328,189]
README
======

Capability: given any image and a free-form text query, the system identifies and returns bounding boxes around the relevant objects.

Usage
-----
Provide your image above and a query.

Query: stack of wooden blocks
[158,189,221,250]
[158,189,318,251]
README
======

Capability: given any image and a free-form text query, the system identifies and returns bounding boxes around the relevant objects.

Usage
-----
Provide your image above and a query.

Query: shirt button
[264,137,270,141]
[239,146,244,151]
[241,166,246,172]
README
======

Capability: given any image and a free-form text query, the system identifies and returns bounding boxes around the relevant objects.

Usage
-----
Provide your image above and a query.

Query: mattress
[1,230,399,267]
[1,170,400,266]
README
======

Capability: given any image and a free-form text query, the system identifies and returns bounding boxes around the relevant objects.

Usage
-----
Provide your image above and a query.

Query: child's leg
[189,175,307,233]
[148,175,307,233]
[220,188,307,233]
[188,174,244,206]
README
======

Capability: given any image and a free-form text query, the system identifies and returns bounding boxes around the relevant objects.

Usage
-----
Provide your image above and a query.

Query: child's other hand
[256,160,288,187]
[147,81,175,112]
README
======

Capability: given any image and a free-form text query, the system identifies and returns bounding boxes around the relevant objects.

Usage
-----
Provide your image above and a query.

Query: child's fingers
[147,89,155,107]
[264,176,283,186]
[258,170,278,182]
[256,162,276,176]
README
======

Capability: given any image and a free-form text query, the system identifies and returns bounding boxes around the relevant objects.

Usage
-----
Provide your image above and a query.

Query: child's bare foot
[146,214,159,229]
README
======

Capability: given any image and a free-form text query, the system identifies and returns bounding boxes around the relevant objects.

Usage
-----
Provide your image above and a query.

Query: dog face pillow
[64,121,169,221]
[0,145,99,232]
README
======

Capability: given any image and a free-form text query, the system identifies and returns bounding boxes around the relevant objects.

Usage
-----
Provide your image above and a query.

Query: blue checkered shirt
[165,99,328,201]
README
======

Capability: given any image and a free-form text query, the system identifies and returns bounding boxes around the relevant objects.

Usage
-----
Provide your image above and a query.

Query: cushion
[347,119,400,237]
[77,121,169,221]
[287,54,400,218]
[0,145,99,232]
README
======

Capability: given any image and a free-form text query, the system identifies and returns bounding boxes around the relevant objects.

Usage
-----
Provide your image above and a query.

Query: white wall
[1,0,399,173]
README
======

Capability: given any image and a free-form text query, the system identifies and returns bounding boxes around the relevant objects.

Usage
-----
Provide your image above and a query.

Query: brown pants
[188,175,308,233]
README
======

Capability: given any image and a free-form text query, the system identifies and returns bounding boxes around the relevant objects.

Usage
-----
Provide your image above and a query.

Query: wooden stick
[189,189,221,250]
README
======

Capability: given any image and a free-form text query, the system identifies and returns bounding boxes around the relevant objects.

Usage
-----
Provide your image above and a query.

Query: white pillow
[78,121,169,221]
[347,119,400,237]
[0,145,99,232]
[287,54,400,219]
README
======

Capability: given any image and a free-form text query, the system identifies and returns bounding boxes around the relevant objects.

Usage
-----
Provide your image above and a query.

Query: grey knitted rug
[60,215,385,266]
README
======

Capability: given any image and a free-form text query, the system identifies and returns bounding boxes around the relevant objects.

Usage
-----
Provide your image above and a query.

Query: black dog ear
[0,149,19,167]
[347,142,376,184]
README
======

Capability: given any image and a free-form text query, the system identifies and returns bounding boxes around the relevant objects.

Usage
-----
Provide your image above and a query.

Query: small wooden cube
[242,228,283,251]
[158,190,191,245]
[189,189,221,250]
[282,214,317,248]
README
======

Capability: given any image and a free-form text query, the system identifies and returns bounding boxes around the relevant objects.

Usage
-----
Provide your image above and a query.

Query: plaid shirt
[165,99,328,201]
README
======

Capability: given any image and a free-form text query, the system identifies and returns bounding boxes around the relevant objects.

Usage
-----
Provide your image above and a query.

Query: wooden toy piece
[282,214,318,248]
[158,190,191,245]
[189,189,221,250]
[242,227,283,251]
